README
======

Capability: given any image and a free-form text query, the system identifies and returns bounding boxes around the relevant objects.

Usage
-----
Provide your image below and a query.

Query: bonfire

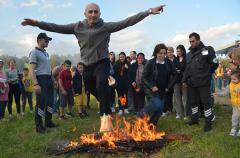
[47,115,191,156]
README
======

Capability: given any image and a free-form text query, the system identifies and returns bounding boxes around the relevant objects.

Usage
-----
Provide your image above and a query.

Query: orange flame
[69,115,165,148]
[118,94,127,106]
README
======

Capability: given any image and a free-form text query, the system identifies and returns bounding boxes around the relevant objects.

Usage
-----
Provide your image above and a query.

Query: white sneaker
[21,112,25,116]
[183,117,188,120]
[111,107,115,113]
[161,113,167,117]
[118,110,123,115]
[211,115,216,122]
[229,128,237,136]
[29,110,33,113]
[124,109,129,114]
[176,114,181,119]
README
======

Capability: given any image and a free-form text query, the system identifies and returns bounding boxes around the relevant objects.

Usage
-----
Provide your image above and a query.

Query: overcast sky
[0,0,240,58]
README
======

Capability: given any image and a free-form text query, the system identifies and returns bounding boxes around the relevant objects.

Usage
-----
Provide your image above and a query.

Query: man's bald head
[85,3,100,13]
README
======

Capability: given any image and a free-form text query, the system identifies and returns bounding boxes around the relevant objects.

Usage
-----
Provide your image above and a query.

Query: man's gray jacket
[38,10,150,66]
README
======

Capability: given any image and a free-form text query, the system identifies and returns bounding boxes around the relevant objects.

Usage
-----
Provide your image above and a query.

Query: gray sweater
[38,10,150,66]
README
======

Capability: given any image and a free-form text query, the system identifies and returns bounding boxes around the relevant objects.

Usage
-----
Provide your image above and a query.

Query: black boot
[36,125,46,133]
[46,121,57,128]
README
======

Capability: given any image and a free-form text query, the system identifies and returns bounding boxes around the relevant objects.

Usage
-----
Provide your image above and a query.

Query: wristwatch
[148,8,153,14]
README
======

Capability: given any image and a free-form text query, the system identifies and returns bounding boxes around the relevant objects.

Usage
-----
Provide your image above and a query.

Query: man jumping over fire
[21,3,166,132]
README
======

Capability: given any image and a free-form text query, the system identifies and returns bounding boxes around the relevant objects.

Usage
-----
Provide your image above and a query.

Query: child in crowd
[73,62,89,118]
[215,71,240,136]
[0,60,9,120]
[22,67,34,115]
[58,60,74,120]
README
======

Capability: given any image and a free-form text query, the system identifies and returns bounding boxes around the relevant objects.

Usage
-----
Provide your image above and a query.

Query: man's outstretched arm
[105,5,165,33]
[21,18,76,34]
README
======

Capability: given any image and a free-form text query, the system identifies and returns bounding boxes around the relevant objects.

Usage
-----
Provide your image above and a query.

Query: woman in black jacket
[114,52,130,115]
[109,51,116,112]
[138,44,176,126]
[128,53,146,113]
[173,45,189,119]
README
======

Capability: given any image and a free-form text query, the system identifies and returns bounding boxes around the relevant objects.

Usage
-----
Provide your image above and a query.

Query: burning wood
[47,116,191,156]
[118,94,127,106]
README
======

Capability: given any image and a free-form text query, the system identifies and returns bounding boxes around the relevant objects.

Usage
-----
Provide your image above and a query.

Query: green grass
[0,97,240,158]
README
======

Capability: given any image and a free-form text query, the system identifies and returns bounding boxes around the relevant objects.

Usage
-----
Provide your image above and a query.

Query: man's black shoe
[36,125,46,133]
[79,112,86,119]
[204,123,212,132]
[83,110,89,117]
[187,120,199,125]
[46,122,57,128]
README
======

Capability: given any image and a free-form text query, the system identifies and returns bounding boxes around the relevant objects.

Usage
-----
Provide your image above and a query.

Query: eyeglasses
[88,10,99,14]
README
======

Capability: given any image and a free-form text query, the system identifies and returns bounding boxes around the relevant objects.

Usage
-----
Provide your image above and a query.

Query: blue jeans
[216,77,222,90]
[138,96,164,125]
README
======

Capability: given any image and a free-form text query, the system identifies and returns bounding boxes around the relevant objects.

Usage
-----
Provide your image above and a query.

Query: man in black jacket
[183,32,218,132]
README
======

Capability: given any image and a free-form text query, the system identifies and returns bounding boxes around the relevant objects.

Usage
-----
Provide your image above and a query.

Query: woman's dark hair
[119,52,126,57]
[152,43,167,58]
[176,44,186,57]
[137,52,145,58]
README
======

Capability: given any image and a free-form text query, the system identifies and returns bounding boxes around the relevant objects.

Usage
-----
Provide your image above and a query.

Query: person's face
[64,64,71,70]
[156,49,166,61]
[119,54,126,63]
[176,48,183,57]
[109,53,115,61]
[84,4,100,26]
[130,52,136,60]
[23,70,28,76]
[189,36,200,49]
[167,48,174,58]
[230,62,238,71]
[77,65,84,73]
[231,75,240,84]
[38,39,49,48]
[9,60,15,68]
[137,55,144,64]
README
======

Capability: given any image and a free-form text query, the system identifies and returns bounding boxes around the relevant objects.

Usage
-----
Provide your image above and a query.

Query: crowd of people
[0,3,239,137]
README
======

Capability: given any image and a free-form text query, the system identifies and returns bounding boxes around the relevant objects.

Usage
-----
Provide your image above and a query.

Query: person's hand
[135,88,140,92]
[212,92,218,97]
[150,5,166,15]
[132,82,137,88]
[21,18,39,26]
[34,85,41,94]
[74,93,79,96]
[182,82,187,88]
[165,88,169,92]
[151,86,159,92]
[124,64,128,69]
[62,89,67,95]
